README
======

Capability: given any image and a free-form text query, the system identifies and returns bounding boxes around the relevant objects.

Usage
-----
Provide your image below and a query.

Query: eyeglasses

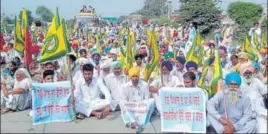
[243,71,252,76]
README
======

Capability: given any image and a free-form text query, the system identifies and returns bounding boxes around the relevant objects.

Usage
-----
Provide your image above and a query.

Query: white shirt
[105,73,127,101]
[150,75,181,113]
[122,80,150,102]
[240,78,267,116]
[74,76,111,106]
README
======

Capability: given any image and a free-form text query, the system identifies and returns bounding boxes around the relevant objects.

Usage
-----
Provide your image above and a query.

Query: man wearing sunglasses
[207,72,257,133]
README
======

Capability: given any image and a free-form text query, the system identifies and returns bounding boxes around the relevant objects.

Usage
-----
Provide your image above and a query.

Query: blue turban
[79,49,87,54]
[186,61,198,70]
[252,61,261,71]
[228,46,236,52]
[161,61,173,71]
[225,72,242,86]
[176,56,186,65]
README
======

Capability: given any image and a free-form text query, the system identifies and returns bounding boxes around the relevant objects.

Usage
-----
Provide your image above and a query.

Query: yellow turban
[260,48,267,54]
[128,67,140,78]
[164,40,169,45]
[238,52,249,60]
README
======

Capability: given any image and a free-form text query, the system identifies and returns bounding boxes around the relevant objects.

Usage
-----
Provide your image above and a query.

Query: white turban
[78,57,89,65]
[110,48,118,55]
[100,59,112,69]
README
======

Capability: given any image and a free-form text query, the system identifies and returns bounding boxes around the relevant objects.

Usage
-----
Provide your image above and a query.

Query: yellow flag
[186,31,204,65]
[210,49,223,95]
[46,7,60,38]
[38,23,69,62]
[243,36,258,61]
[14,16,24,54]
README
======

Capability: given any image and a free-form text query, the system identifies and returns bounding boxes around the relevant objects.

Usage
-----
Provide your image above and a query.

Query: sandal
[1,107,10,114]
[96,112,103,119]
[76,113,85,119]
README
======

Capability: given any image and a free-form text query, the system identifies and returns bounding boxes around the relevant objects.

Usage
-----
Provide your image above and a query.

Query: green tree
[36,6,54,22]
[261,18,267,33]
[65,19,75,29]
[177,0,222,36]
[136,0,168,18]
[227,2,263,42]
[2,16,12,24]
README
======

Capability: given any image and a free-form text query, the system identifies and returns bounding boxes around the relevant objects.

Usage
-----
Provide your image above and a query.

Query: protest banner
[159,87,206,133]
[119,98,155,126]
[32,81,75,125]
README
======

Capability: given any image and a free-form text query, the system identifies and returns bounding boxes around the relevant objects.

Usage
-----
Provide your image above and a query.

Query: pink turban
[240,62,255,75]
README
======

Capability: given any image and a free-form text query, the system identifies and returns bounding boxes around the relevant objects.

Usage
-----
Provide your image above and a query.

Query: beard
[162,74,170,85]
[243,76,253,84]
[228,89,240,104]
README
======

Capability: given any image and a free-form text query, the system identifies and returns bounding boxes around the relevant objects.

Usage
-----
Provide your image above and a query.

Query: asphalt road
[1,110,163,133]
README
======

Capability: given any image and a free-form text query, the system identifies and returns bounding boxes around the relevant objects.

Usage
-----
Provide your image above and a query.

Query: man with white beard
[207,72,257,133]
[105,61,126,111]
[239,62,267,133]
[171,56,186,82]
[149,61,181,114]
[99,57,112,85]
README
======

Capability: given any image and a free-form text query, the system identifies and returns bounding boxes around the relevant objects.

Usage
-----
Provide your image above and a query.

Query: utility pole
[167,1,172,19]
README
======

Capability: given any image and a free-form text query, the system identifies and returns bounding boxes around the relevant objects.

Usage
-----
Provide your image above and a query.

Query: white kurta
[74,77,111,117]
[122,80,150,102]
[1,78,31,111]
[150,75,181,113]
[240,78,267,133]
[105,73,127,111]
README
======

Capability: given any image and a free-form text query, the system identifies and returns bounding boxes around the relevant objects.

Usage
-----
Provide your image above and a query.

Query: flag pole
[66,55,77,123]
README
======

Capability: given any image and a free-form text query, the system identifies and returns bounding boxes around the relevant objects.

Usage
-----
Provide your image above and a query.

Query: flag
[95,34,102,53]
[21,8,29,27]
[186,31,204,65]
[14,16,24,54]
[38,21,69,62]
[143,29,160,82]
[253,32,261,50]
[21,8,29,39]
[46,7,60,38]
[197,57,210,88]
[243,36,258,61]
[24,26,32,68]
[126,28,133,70]
[209,49,223,95]
[0,33,4,51]
[62,19,71,53]
[262,32,267,48]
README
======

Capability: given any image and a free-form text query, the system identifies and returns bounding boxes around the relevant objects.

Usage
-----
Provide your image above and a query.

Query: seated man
[105,61,126,111]
[43,70,55,83]
[239,62,267,133]
[121,67,150,130]
[73,64,111,119]
[122,67,150,102]
[149,61,181,114]
[207,72,257,133]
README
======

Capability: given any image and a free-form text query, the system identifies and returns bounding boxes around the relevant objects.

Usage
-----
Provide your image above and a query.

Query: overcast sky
[1,0,267,19]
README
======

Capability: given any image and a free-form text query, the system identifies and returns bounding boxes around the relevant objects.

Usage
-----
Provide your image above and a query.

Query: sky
[1,0,267,19]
